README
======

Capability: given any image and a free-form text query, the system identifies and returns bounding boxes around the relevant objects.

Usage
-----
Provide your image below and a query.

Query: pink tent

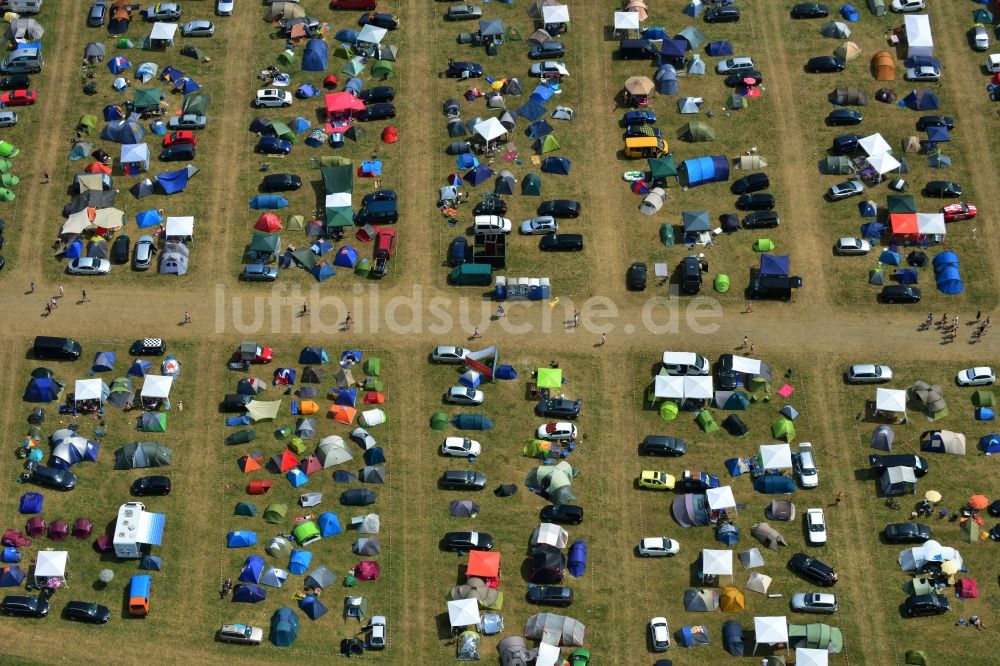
[48,520,69,542]
[93,535,113,553]
[25,517,46,538]
[354,560,381,581]
[956,578,979,598]
[298,455,323,476]
[325,92,365,120]
[72,518,93,540]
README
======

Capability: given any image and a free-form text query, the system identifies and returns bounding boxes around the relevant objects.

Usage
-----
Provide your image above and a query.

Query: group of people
[921,311,991,344]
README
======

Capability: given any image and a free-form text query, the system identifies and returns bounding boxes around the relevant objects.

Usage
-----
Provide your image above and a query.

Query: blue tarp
[249,194,289,209]
[239,555,264,583]
[541,157,571,174]
[302,39,329,72]
[156,168,191,194]
[705,41,733,56]
[567,539,586,576]
[451,414,495,430]
[933,250,963,294]
[759,254,789,277]
[679,155,729,187]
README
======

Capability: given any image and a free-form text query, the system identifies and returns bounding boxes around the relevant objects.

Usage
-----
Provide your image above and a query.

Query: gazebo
[707,485,737,516]
[753,615,788,656]
[701,548,734,585]
[34,550,68,587]
[759,444,792,470]
[876,388,907,422]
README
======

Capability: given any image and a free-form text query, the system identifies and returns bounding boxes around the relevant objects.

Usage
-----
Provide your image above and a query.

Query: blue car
[446,61,483,78]
[448,236,468,266]
[255,136,292,155]
[622,110,656,126]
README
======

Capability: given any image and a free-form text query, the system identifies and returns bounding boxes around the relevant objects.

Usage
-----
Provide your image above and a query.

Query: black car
[916,115,955,131]
[32,336,83,361]
[536,398,583,419]
[27,464,77,491]
[883,523,932,544]
[881,285,921,304]
[736,193,776,211]
[358,11,399,30]
[827,109,862,126]
[540,234,584,251]
[357,103,396,121]
[869,454,930,477]
[538,199,581,218]
[743,210,780,229]
[0,75,30,91]
[526,585,574,607]
[724,70,762,87]
[679,255,702,295]
[716,354,737,390]
[705,5,740,22]
[255,136,292,155]
[131,475,172,496]
[260,173,302,192]
[626,262,647,290]
[111,233,131,264]
[731,173,769,195]
[540,504,583,524]
[640,435,687,457]
[677,476,716,493]
[129,338,166,355]
[473,198,507,216]
[1,595,49,617]
[806,56,846,73]
[446,61,483,78]
[789,553,838,587]
[902,594,950,617]
[831,134,862,155]
[440,531,494,552]
[924,181,962,198]
[624,124,662,139]
[439,470,487,490]
[448,236,468,266]
[159,144,195,162]
[359,86,395,103]
[529,41,566,59]
[791,3,829,18]
[363,190,396,206]
[63,601,111,624]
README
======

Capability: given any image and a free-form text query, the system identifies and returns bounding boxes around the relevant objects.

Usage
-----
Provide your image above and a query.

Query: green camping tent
[333,44,354,59]
[696,410,719,433]
[371,60,393,79]
[264,503,288,524]
[677,120,714,142]
[326,207,354,228]
[235,502,258,517]
[292,520,321,545]
[354,258,372,277]
[660,224,674,246]
[659,402,678,421]
[819,155,853,175]
[536,368,562,389]
[182,91,211,115]
[887,194,916,214]
[342,57,365,76]
[78,114,98,135]
[269,121,296,143]
[973,391,996,407]
[905,650,928,666]
[753,238,775,252]
[538,134,560,153]
[133,87,162,111]
[291,247,318,270]
[714,274,730,293]
[249,232,280,255]
[287,437,307,454]
[364,377,383,391]
[364,358,381,376]
[287,214,304,231]
[431,412,449,430]
[139,413,167,432]
[648,155,677,180]
[180,45,204,60]
[321,166,353,194]
[521,173,541,196]
[772,418,796,442]
[277,49,297,66]
[226,429,257,446]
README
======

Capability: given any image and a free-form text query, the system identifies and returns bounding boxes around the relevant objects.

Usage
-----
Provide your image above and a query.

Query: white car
[716,56,756,73]
[648,617,671,652]
[217,623,263,645]
[891,0,925,12]
[441,437,481,458]
[181,19,214,36]
[795,442,819,489]
[973,26,990,52]
[536,422,577,441]
[431,345,468,363]
[987,54,1000,73]
[253,88,292,108]
[846,364,893,384]
[67,257,111,275]
[835,237,870,255]
[367,616,386,650]
[529,61,569,77]
[805,508,828,545]
[790,592,838,614]
[904,65,940,82]
[0,111,17,127]
[519,216,557,235]
[956,367,995,386]
[446,386,484,406]
[827,180,864,201]
[216,0,233,15]
[472,215,512,234]
[638,537,679,557]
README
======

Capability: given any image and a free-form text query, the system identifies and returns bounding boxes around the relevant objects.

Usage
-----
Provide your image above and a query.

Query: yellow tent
[720,586,746,612]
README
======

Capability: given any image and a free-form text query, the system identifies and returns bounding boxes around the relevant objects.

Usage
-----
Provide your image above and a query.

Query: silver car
[827,180,864,201]
[445,3,482,20]
[446,386,484,405]
[519,216,557,235]
[217,623,263,644]
[240,263,278,282]
[0,110,17,127]
[904,65,940,82]
[834,237,870,255]
[67,257,111,275]
[791,592,838,614]
[181,20,215,36]
[216,0,233,15]
[431,345,469,363]
[846,364,893,384]
[167,114,207,129]
[133,234,156,270]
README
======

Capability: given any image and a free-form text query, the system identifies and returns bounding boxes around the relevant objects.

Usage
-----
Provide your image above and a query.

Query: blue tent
[18,493,42,514]
[979,433,1000,454]
[312,262,335,282]
[753,475,795,494]
[108,55,131,74]
[23,378,61,402]
[926,125,950,143]
[318,512,343,537]
[977,407,994,421]
[860,221,885,240]
[933,251,963,294]
[128,359,152,377]
[759,254,789,277]
[530,85,555,105]
[655,65,679,95]
[642,26,667,40]
[296,83,318,98]
[136,209,164,228]
[139,554,163,571]
[289,549,313,575]
[841,4,860,21]
[333,245,359,267]
[92,351,116,373]
[879,249,901,266]
[103,104,124,121]
[173,77,201,94]
[101,120,144,144]
[291,117,311,133]
[678,625,711,648]
[64,239,84,259]
[516,100,547,121]
[0,566,25,588]
[464,165,493,186]
[679,155,729,187]
[299,347,329,365]
[344,77,363,95]
[929,154,952,169]
[858,200,877,217]
[528,120,554,138]
[705,41,733,56]
[232,583,267,603]
[299,595,328,620]
[541,157,571,174]
[249,194,289,209]
[456,153,478,169]
[451,414,494,430]
[723,620,745,657]
[341,488,376,506]
[903,89,939,111]
[661,39,688,61]
[495,364,517,380]
[311,239,333,256]
[271,607,299,646]
[716,523,739,545]
[286,468,309,487]
[2,548,21,563]
[160,65,184,82]
[334,29,358,42]
[567,539,587,576]
[332,388,357,406]
[363,447,385,465]
[227,531,258,548]
[156,168,191,195]
[894,269,918,284]
[302,39,329,72]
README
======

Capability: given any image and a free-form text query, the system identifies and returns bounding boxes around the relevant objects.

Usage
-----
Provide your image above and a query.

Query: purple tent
[567,539,587,576]
[464,165,494,186]
[25,517,46,538]
[72,518,93,540]
[48,521,69,542]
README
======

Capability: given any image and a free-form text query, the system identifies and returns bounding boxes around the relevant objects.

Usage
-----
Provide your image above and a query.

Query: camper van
[0,47,42,74]
[624,136,668,159]
[1,0,42,14]
[749,275,803,301]
[128,575,152,616]
[449,263,492,286]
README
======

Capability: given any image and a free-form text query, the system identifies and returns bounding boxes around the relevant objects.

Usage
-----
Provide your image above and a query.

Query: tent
[522,173,542,195]
[235,501,258,517]
[655,65,678,94]
[114,442,171,469]
[524,613,586,647]
[904,14,933,58]
[677,121,714,142]
[302,39,328,72]
[263,503,288,524]
[676,26,706,50]
[0,565,26,588]
[828,87,867,106]
[880,466,916,496]
[903,89,939,111]
[871,425,894,451]
[720,586,745,612]
[920,430,966,455]
[541,157,570,175]
[772,418,796,442]
[754,616,788,654]
[680,155,729,187]
[740,548,766,569]
[678,625,711,648]
[299,595,327,619]
[834,41,861,62]
[751,522,788,550]
[678,96,702,114]
[820,21,850,38]
[933,251,963,295]
[723,620,745,656]
[318,512,342,537]
[271,608,299,646]
[872,51,895,80]
[138,412,167,433]
[705,40,733,57]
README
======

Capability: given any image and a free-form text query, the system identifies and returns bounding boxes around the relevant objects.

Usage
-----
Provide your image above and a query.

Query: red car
[330,0,376,9]
[941,202,977,222]
[163,131,197,147]
[1,89,36,106]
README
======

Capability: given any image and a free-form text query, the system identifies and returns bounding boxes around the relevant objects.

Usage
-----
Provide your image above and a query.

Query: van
[624,136,668,159]
[1,0,42,14]
[32,336,83,361]
[0,47,42,74]
[618,39,655,60]
[660,352,710,376]
[749,275,802,301]
[449,263,492,286]
[355,199,398,224]
[128,575,152,616]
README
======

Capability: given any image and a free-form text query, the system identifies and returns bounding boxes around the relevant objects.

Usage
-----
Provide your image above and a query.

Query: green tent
[291,247,318,270]
[660,224,674,246]
[718,391,749,410]
[180,45,205,60]
[887,194,916,214]
[729,94,748,110]
[277,49,297,66]
[431,412,449,430]
[264,503,288,524]
[696,410,719,433]
[235,502,258,517]
[536,368,562,389]
[973,390,996,407]
[182,91,211,115]
[342,57,365,76]
[659,402,678,421]
[139,412,167,432]
[506,26,521,40]
[292,520,321,545]
[753,238,775,252]
[772,418,796,442]
[226,429,257,445]
[521,172,541,196]
[321,166,353,194]
[522,439,552,459]
[905,650,928,666]
[117,37,133,49]
[538,134,560,153]
[326,207,354,228]
[1,173,19,187]
[677,120,714,142]
[133,87,162,111]
[287,437,307,454]
[371,60,393,79]
[747,375,771,393]
[819,155,852,175]
[287,214,304,231]
[333,44,354,59]
[364,358,381,376]
[249,231,280,255]
[318,155,352,167]
[973,8,993,23]
[269,121,296,143]
[648,155,677,180]
[0,158,11,172]
[714,274,730,293]
[78,115,98,135]
[354,258,372,277]
[364,377,383,391]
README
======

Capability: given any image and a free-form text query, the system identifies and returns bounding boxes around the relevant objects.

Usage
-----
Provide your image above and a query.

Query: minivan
[618,39,656,60]
[355,199,398,224]
[0,47,42,74]
[128,575,151,616]
[33,336,82,360]
[624,136,668,158]
[750,275,803,300]
[159,144,195,162]
[679,256,703,294]
[450,263,492,285]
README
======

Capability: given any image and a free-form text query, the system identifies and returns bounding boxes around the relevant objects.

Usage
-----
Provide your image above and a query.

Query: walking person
[835,491,843,506]
[58,284,64,298]
[573,309,580,328]
[741,336,748,349]
[41,171,49,184]
[301,301,309,316]
[49,296,57,310]
[952,315,959,331]
[81,289,88,303]
[975,310,982,323]
[183,311,191,324]
[345,312,353,330]
[923,312,933,329]
[744,300,753,313]
[29,282,35,294]
[939,312,948,327]
[43,302,51,316]
[472,326,481,339]
[599,332,606,346]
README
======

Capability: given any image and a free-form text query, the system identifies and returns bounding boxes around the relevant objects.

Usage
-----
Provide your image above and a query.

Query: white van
[1,0,42,14]
[0,47,42,74]
[661,351,710,376]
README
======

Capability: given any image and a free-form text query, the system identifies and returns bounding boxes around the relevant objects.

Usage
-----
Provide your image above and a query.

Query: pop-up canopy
[754,616,788,654]
[140,375,174,399]
[876,388,907,413]
[759,444,792,470]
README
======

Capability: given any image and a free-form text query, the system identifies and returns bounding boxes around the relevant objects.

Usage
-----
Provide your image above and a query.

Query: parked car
[63,601,111,624]
[330,0,377,8]
[827,180,864,201]
[805,55,845,73]
[472,198,507,216]
[795,443,819,488]
[956,367,995,386]
[540,504,583,524]
[167,114,207,129]
[526,585,573,607]
[638,470,675,491]
[88,0,108,26]
[791,3,829,18]
[805,508,828,545]
[537,422,577,441]
[536,398,582,419]
[716,56,756,73]
[217,623,264,644]
[891,0,925,12]
[181,19,214,36]
[905,65,940,82]
[520,216,557,235]
[111,233,130,264]
[366,616,386,649]
[0,89,33,106]
[831,133,861,155]
[255,136,292,154]
[445,61,483,78]
[1,595,49,617]
[538,199,581,218]
[445,386,484,406]
[902,594,950,617]
[835,237,870,255]
[529,61,569,77]
[715,354,738,391]
[539,234,583,251]
[736,193,775,211]
[881,285,921,304]
[164,130,197,147]
[648,616,671,651]
[68,257,111,275]
[704,5,740,22]
[440,531,493,551]
[444,3,482,20]
[676,472,719,493]
[638,538,679,557]
[626,261,647,290]
[0,75,29,90]
[731,172,769,195]
[144,3,182,21]
[253,89,292,108]
[133,235,155,270]
[27,464,77,491]
[240,264,278,282]
[941,202,977,222]
[431,345,468,363]
[448,236,468,266]
[724,70,762,87]
[827,109,862,126]
[472,215,512,233]
[743,210,780,229]
[439,470,487,490]
[359,86,395,103]
[159,144,195,161]
[679,256,702,294]
[925,181,962,197]
[131,475,172,496]
[883,522,932,544]
[358,11,399,29]
[790,592,838,614]
[216,0,234,16]
[362,189,396,205]
[529,41,565,59]
[260,173,302,192]
[916,115,954,131]
[789,552,838,586]
[127,338,165,356]
[357,103,396,121]
[640,435,686,457]
[869,453,930,477]
[846,364,893,384]
[621,110,656,126]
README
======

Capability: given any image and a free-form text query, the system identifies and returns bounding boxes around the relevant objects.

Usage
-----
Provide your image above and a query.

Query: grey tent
[880,465,916,495]
[524,613,586,647]
[684,588,720,612]
[738,547,765,568]
[498,110,516,130]
[676,26,707,50]
[447,140,472,155]
[682,210,711,234]
[504,78,523,96]
[655,65,678,95]
[107,376,135,408]
[687,54,705,75]
[678,96,702,114]
[820,20,851,39]
[335,367,355,388]
[498,636,531,666]
[304,566,336,589]
[479,18,504,36]
[351,513,380,533]
[828,87,868,106]
[299,493,322,507]
[551,106,573,120]
[444,99,461,117]
[869,268,885,285]
[137,411,165,431]
[352,538,380,555]
[359,465,385,483]
[84,42,106,61]
[723,620,745,657]
[139,555,162,571]
[447,119,467,137]
[527,29,552,45]
[871,425,894,451]
[295,418,316,439]
[486,94,504,110]
[449,499,480,517]
[495,170,516,195]
[819,155,853,175]
[765,500,796,521]
[182,91,211,115]
[301,366,325,383]
[779,405,799,420]
[6,18,44,42]
[114,441,172,469]
[341,489,376,506]
[677,121,714,142]
[180,45,205,60]
[750,522,788,550]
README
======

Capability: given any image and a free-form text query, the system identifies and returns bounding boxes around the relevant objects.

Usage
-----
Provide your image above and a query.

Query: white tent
[150,22,178,42]
[876,388,907,414]
[702,549,733,577]
[739,548,765,569]
[706,486,736,511]
[532,523,569,549]
[746,572,772,594]
[916,212,945,235]
[447,598,481,627]
[120,143,150,172]
[165,216,194,239]
[904,14,933,58]
[246,399,282,422]
[613,11,639,31]
[759,444,792,470]
[34,550,68,583]
[796,647,830,666]
[92,207,125,232]
[683,375,713,399]
[535,642,561,666]
[474,117,507,143]
[61,209,94,236]
[859,133,891,157]
[867,152,901,176]
[898,539,963,572]
[356,24,387,45]
[541,4,569,24]
[75,378,107,403]
[653,375,684,399]
[753,616,788,654]
[140,375,174,399]
[729,355,762,374]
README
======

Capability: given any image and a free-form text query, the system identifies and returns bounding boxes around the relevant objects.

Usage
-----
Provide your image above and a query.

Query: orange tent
[85,161,112,175]
[296,400,319,415]
[382,126,398,143]
[466,551,501,579]
[329,405,357,424]
[363,391,385,405]
[871,51,895,81]
[255,212,282,232]
[969,495,989,510]
[238,454,262,474]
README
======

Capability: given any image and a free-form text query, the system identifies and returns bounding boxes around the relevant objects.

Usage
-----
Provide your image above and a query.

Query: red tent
[272,450,299,473]
[324,75,338,89]
[85,161,112,175]
[246,479,273,495]
[325,92,366,120]
[25,517,46,538]
[48,520,69,542]
[381,126,398,143]
[72,518,93,540]
[363,391,385,405]
[956,578,979,598]
[466,551,500,580]
[355,560,381,580]
[239,454,263,474]
[329,405,357,424]
[93,535,113,553]
[298,455,323,476]
[255,212,282,232]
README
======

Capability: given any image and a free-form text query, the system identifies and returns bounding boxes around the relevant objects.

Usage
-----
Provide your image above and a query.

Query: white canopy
[759,443,792,470]
[876,388,907,413]
[702,548,733,576]
[447,598,481,627]
[542,4,569,23]
[904,14,933,58]
[325,192,352,208]
[165,216,194,237]
[706,486,736,510]
[613,11,639,30]
[684,375,713,399]
[533,523,569,549]
[867,151,901,176]
[150,22,178,41]
[796,647,829,666]
[917,212,945,235]
[859,133,891,157]
[729,355,762,374]
[536,642,561,666]
[140,374,174,399]
[474,117,507,142]
[653,375,684,399]
[35,550,68,579]
[246,399,282,422]
[75,378,106,402]
[92,207,125,232]
[754,615,788,648]
[356,24,387,45]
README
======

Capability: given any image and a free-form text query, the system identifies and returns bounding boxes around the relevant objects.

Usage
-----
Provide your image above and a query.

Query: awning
[876,388,907,413]
[150,22,178,41]
[614,11,639,30]
[140,374,174,399]
[165,216,194,237]
[138,511,166,545]
[729,355,762,374]
[474,117,507,142]
[858,133,891,156]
